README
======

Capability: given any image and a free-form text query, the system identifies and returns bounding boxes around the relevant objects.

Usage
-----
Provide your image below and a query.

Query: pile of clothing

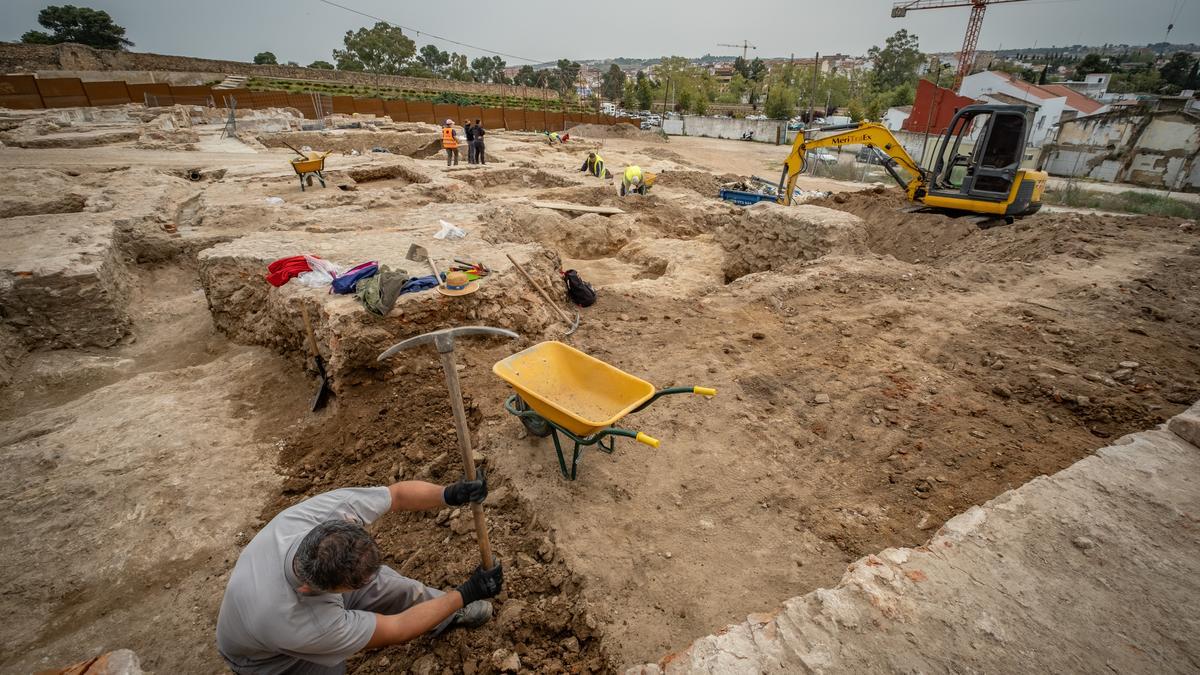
[264,255,438,316]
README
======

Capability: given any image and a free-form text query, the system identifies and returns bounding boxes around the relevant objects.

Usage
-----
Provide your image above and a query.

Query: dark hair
[295,520,381,592]
[475,119,481,124]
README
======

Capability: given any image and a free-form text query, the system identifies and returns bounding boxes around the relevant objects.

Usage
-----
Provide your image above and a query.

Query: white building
[883,105,911,130]
[958,71,1107,146]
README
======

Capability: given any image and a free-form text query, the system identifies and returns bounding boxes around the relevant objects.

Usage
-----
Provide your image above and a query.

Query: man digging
[216,476,502,674]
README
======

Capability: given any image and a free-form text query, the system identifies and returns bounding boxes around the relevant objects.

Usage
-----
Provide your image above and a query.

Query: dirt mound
[567,123,667,143]
[452,168,577,190]
[343,161,432,185]
[483,204,636,258]
[810,188,1186,266]
[717,203,868,282]
[653,170,742,197]
[269,378,610,675]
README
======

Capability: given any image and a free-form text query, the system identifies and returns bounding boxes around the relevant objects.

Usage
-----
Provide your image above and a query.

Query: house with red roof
[958,71,1108,146]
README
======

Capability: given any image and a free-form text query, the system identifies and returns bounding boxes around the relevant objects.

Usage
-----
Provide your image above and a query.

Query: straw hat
[437,270,479,296]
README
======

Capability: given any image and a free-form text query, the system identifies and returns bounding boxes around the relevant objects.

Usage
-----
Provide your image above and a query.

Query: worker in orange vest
[441,119,459,166]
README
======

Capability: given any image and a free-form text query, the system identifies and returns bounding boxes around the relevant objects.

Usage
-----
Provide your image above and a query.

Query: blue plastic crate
[718,188,776,206]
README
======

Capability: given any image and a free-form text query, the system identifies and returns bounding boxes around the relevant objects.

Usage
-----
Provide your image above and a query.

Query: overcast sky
[1,0,1196,66]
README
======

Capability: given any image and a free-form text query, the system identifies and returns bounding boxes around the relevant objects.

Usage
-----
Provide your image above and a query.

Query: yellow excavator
[779,104,1047,223]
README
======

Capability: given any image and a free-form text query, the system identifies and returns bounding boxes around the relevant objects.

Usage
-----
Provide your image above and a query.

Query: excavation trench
[268,373,611,674]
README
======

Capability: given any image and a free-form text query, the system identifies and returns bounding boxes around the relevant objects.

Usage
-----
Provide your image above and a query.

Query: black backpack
[563,269,596,307]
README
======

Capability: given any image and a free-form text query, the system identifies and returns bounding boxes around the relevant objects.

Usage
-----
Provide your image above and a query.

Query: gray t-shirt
[216,487,392,673]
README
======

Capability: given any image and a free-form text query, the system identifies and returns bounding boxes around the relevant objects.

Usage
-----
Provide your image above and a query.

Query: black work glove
[443,469,488,506]
[456,560,503,605]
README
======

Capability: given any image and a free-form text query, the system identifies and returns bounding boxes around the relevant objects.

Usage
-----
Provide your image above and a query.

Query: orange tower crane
[891,0,1030,90]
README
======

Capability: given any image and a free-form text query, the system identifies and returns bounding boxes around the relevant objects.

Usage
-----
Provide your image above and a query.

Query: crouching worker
[621,165,648,196]
[579,151,607,178]
[216,475,502,674]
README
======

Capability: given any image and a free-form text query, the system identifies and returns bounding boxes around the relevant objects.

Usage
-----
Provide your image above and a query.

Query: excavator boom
[778,122,926,205]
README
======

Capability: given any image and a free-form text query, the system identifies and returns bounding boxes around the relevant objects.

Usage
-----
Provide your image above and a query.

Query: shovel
[405,243,442,285]
[300,304,331,411]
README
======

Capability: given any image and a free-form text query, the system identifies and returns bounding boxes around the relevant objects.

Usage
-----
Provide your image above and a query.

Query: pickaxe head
[377,326,519,360]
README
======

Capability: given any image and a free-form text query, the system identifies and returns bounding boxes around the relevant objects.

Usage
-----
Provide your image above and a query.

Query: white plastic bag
[295,254,342,287]
[265,196,284,206]
[433,219,466,240]
[295,270,333,287]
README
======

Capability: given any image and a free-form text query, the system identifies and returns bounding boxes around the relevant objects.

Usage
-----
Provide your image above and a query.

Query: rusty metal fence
[0,74,633,130]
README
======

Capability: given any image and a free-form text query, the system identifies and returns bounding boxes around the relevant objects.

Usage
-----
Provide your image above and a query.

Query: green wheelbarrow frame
[503,386,711,480]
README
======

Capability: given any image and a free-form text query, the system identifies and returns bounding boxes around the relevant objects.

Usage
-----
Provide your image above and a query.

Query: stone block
[0,212,131,351]
[1167,400,1200,448]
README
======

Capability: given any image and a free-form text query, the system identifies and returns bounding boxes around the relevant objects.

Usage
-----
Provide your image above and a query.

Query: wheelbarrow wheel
[514,397,551,437]
[306,175,314,187]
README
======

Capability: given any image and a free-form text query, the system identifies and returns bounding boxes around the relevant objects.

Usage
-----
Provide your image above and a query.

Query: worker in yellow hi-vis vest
[579,151,608,179]
[621,165,650,196]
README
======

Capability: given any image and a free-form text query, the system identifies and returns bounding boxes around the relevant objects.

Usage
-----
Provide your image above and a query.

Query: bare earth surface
[1,105,1197,673]
[631,403,1200,673]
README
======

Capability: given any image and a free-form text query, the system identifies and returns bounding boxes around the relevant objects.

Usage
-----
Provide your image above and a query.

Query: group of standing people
[440,119,485,166]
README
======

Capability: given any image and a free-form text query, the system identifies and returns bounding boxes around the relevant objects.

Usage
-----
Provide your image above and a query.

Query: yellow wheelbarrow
[493,341,715,480]
[290,151,331,191]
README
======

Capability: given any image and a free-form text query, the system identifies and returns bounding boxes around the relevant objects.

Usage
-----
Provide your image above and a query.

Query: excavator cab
[923,104,1045,218]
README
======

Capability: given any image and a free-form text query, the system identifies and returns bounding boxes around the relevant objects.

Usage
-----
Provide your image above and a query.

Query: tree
[748,57,768,82]
[513,65,537,86]
[491,57,510,84]
[335,54,365,71]
[1074,53,1109,78]
[868,29,922,91]
[847,98,866,122]
[601,64,626,101]
[1160,52,1198,89]
[636,71,654,110]
[333,22,415,78]
[621,79,637,108]
[446,53,472,81]
[692,95,709,116]
[1109,66,1163,94]
[308,60,335,70]
[764,85,795,119]
[551,59,581,101]
[254,51,278,65]
[20,5,133,50]
[418,44,450,75]
[733,56,750,79]
[470,56,493,82]
[675,88,693,113]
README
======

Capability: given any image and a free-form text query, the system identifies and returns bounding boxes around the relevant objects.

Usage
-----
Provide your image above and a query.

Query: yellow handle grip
[693,386,717,397]
[635,432,660,448]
